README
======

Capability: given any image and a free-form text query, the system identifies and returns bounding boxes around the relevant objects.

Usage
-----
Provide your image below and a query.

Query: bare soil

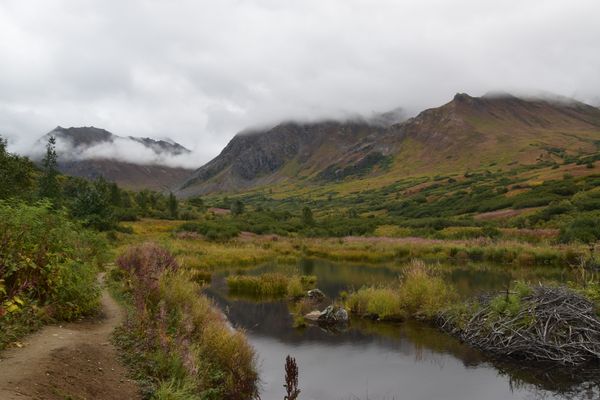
[0,281,140,400]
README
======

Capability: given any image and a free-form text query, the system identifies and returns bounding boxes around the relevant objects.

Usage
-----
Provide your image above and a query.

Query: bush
[177,221,240,241]
[0,202,106,348]
[559,214,600,244]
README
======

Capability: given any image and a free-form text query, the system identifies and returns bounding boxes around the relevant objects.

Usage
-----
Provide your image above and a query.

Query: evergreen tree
[302,206,314,226]
[109,182,122,207]
[232,199,245,216]
[38,136,61,203]
[168,192,178,219]
[136,190,150,216]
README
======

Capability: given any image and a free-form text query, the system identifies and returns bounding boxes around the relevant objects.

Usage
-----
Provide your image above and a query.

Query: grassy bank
[110,243,258,400]
[0,202,107,350]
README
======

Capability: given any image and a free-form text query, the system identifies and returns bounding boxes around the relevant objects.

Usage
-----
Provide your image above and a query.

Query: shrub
[0,202,106,348]
[116,242,179,315]
[559,214,600,244]
[177,221,240,241]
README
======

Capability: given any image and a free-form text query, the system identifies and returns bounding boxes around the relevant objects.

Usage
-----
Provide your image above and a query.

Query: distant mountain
[179,93,600,196]
[37,126,195,191]
[178,120,390,195]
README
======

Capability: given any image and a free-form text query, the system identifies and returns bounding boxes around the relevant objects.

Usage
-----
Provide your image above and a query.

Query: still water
[206,259,597,400]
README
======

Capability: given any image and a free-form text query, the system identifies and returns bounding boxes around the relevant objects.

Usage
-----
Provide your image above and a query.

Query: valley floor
[0,276,139,400]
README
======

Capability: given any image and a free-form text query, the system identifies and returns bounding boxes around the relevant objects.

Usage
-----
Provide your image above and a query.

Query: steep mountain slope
[179,120,389,195]
[180,93,600,196]
[38,127,195,191]
[390,93,600,174]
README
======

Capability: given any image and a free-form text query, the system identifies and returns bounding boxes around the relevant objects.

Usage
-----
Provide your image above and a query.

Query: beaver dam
[206,259,600,400]
[439,285,600,367]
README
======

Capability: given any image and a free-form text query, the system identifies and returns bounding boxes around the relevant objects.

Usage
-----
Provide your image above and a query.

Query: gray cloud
[1,0,599,165]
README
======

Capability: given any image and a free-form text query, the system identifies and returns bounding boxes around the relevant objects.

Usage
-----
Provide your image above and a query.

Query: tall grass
[345,260,457,321]
[227,273,317,298]
[114,243,258,400]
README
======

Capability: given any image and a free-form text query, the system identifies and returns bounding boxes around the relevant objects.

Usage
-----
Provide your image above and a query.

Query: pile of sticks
[439,285,600,366]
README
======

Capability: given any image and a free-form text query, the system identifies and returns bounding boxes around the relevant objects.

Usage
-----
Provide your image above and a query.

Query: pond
[205,259,597,400]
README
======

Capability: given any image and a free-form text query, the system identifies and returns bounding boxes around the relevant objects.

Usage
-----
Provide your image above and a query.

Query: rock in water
[318,305,349,324]
[307,289,326,300]
[304,310,322,321]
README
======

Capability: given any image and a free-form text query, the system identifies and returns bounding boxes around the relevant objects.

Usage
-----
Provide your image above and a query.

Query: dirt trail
[0,277,140,400]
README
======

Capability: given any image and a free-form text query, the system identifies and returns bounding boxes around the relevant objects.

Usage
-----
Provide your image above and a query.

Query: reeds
[345,260,457,321]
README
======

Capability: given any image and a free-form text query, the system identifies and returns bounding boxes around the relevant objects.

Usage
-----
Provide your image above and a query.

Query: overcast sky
[1,0,599,167]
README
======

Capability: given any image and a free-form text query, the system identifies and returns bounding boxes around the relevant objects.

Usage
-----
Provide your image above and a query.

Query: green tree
[38,136,61,203]
[121,191,132,208]
[109,182,122,207]
[232,199,245,216]
[0,136,36,200]
[168,192,178,219]
[302,206,314,226]
[136,190,149,216]
[71,181,115,230]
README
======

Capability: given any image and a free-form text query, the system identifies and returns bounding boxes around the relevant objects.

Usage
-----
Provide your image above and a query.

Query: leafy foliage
[0,202,106,348]
[0,136,37,200]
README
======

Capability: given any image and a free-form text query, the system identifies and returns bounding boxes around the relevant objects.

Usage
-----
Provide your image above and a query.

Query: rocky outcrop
[178,120,389,195]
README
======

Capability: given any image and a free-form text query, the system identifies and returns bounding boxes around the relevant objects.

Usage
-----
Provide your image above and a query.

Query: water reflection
[206,259,597,400]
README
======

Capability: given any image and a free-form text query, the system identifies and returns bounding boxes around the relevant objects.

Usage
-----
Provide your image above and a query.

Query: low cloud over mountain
[34,126,199,170]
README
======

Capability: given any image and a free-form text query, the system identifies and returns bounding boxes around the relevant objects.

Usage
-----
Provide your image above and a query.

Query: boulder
[304,310,322,322]
[317,305,349,325]
[307,288,326,300]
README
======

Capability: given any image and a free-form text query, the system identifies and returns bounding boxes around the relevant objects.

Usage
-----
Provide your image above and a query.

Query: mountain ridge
[178,93,600,196]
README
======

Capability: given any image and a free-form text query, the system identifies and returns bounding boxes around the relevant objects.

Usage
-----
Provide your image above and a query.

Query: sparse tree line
[1,135,183,232]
